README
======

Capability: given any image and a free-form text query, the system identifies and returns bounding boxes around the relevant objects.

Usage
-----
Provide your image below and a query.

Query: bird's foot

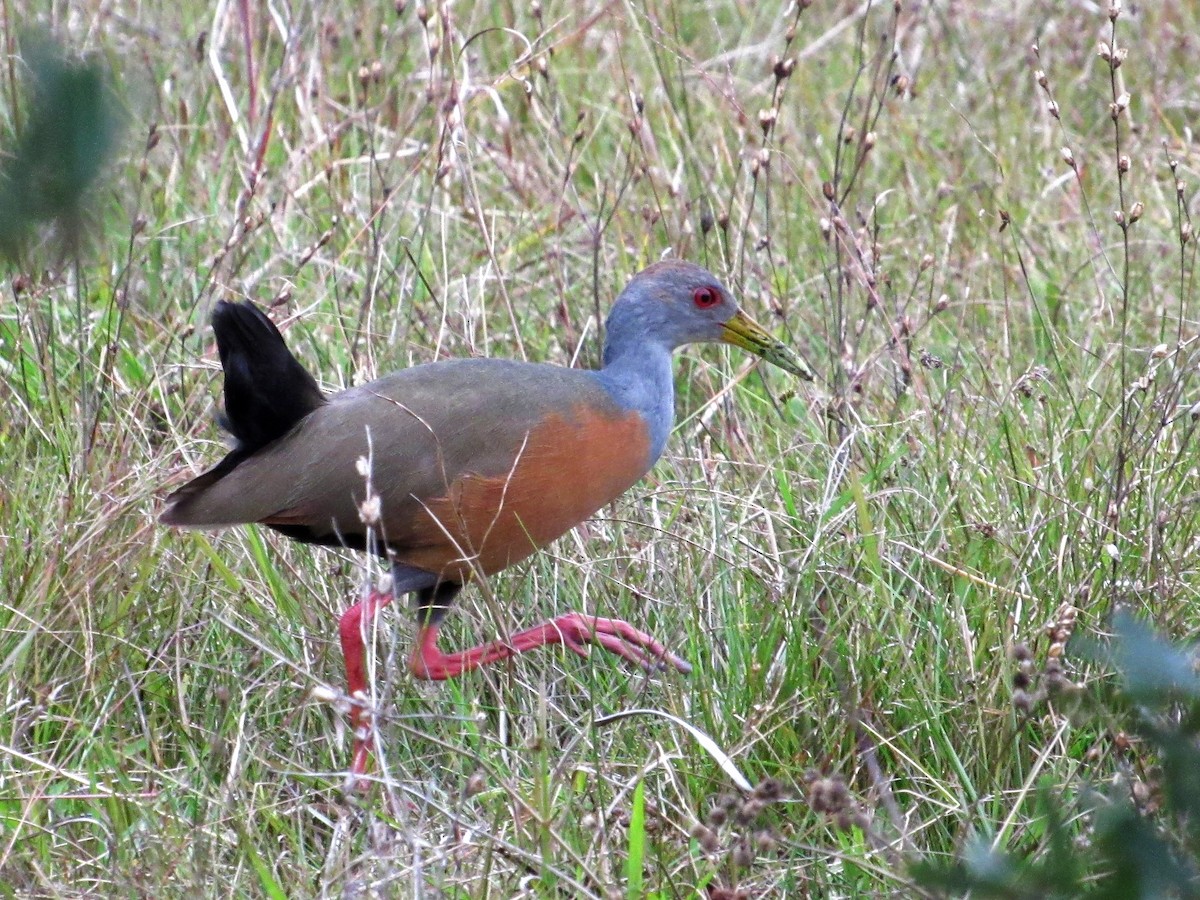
[546,613,693,674]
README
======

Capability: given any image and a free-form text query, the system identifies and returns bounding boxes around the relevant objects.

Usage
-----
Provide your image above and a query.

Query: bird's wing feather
[162,358,654,578]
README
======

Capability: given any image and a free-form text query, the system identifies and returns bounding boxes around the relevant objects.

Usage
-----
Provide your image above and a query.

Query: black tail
[213,301,325,452]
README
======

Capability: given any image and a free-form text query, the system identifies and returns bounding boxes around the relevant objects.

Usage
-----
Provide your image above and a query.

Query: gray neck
[593,339,676,464]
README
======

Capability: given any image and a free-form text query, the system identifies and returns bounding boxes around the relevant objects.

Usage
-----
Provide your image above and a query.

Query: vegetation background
[2,0,1198,896]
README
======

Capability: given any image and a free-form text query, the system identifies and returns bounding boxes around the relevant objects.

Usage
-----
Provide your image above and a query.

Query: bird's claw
[552,614,691,675]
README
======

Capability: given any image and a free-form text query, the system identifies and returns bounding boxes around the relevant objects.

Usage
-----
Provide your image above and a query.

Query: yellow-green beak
[721,310,814,380]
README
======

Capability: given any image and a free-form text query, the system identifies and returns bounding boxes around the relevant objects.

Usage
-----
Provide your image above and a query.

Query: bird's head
[607,259,813,379]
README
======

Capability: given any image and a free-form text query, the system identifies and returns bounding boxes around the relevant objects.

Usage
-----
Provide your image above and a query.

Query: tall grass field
[2,0,1199,896]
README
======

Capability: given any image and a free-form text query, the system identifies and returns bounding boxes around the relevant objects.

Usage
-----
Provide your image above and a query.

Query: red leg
[409,613,693,680]
[337,589,394,780]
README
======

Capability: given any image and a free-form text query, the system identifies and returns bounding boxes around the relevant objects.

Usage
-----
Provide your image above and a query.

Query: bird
[160,259,811,778]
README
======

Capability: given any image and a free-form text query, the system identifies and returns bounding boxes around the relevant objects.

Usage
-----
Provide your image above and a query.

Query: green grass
[2,0,1199,896]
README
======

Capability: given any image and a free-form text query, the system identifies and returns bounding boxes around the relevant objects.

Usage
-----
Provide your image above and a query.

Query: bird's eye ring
[693,286,721,309]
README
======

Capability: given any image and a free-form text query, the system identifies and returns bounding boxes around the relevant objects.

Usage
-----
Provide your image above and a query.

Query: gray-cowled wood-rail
[161,260,811,778]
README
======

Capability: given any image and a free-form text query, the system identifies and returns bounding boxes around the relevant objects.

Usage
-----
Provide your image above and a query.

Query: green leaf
[626,778,645,899]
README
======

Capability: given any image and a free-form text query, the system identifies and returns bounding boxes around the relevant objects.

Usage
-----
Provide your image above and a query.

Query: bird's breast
[395,402,653,581]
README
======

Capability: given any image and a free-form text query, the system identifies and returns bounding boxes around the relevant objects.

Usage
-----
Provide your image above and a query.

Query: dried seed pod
[752,778,784,801]
[690,823,720,853]
[1013,688,1033,714]
[735,798,766,826]
[758,107,778,134]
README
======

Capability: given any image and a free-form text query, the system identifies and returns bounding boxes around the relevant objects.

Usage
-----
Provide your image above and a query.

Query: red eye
[693,286,721,309]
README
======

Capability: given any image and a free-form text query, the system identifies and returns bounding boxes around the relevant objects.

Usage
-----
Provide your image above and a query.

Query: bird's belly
[393,405,652,581]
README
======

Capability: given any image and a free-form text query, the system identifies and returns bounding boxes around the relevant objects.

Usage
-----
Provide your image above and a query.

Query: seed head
[735,798,766,826]
[1128,201,1144,224]
[1117,154,1130,174]
[359,494,382,525]
[731,838,755,869]
[834,809,859,832]
[1013,688,1033,714]
[752,778,785,802]
[1110,92,1130,120]
[464,770,487,797]
[1061,147,1076,168]
[690,823,720,853]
